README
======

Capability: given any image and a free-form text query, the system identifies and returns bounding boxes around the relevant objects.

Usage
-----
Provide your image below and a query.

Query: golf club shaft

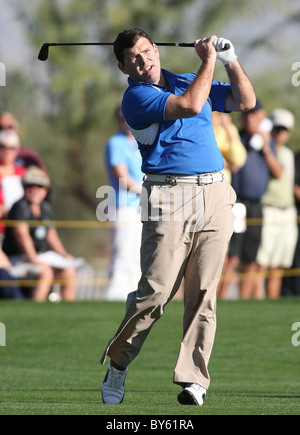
[48,42,194,47]
[38,41,229,61]
[38,42,195,61]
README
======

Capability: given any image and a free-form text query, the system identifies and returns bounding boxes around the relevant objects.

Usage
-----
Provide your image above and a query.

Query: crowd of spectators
[0,102,299,302]
[0,112,82,302]
[216,101,300,299]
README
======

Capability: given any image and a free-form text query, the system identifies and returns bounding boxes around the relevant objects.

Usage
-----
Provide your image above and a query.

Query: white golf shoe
[101,361,128,404]
[177,383,207,406]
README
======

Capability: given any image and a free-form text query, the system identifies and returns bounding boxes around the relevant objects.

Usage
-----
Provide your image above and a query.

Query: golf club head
[38,44,50,61]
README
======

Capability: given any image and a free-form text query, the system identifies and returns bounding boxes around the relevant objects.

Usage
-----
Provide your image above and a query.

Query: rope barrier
[1,268,300,288]
[218,267,300,283]
[0,277,109,287]
[1,215,300,229]
[1,216,300,292]
[0,219,115,228]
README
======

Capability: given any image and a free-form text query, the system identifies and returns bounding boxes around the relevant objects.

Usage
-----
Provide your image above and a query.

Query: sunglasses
[24,184,47,189]
[0,144,18,151]
[0,125,16,131]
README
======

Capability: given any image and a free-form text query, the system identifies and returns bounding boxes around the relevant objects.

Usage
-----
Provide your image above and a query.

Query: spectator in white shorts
[257,109,297,298]
[104,106,143,301]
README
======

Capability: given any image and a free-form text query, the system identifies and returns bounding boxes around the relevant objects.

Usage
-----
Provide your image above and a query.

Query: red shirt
[0,164,26,233]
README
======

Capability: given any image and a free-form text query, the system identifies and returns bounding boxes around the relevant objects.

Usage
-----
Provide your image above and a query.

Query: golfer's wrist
[224,57,239,68]
[221,54,238,66]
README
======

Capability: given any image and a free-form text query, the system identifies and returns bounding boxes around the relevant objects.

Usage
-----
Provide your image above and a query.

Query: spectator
[104,106,143,301]
[0,248,23,299]
[0,112,48,172]
[0,130,26,242]
[3,166,76,302]
[213,112,247,299]
[256,109,297,298]
[282,150,300,296]
[212,112,246,183]
[226,101,283,299]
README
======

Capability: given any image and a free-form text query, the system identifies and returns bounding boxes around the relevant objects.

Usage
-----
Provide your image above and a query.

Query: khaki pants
[101,178,236,390]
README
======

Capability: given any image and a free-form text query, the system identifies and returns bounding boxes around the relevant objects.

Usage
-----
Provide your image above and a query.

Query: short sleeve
[209,80,231,112]
[8,199,31,221]
[106,136,128,168]
[122,85,170,130]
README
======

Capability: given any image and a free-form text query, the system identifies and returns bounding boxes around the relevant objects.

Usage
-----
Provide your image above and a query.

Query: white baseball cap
[270,109,295,130]
[0,130,20,149]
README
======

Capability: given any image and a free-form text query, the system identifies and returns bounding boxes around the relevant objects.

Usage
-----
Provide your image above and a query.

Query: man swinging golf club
[101,28,256,406]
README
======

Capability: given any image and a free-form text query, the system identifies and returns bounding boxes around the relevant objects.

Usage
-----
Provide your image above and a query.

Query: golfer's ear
[153,44,160,59]
[118,62,128,75]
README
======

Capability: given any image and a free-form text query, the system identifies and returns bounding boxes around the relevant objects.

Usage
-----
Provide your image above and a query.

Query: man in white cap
[257,108,297,298]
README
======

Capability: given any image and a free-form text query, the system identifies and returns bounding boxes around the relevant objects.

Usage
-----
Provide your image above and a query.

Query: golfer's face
[119,37,161,84]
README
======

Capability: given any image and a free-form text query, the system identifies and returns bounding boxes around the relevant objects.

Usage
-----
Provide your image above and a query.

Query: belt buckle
[198,174,213,186]
[165,175,177,186]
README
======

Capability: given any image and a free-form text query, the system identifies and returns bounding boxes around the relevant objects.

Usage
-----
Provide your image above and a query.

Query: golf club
[38,41,230,61]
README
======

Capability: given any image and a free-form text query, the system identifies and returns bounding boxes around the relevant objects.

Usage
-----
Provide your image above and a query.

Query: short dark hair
[113,28,153,64]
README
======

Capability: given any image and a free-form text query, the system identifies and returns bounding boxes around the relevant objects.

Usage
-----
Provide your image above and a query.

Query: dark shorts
[0,269,23,299]
[228,199,262,264]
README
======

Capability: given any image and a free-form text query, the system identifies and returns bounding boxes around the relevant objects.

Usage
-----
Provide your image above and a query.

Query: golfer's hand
[194,36,217,63]
[213,38,237,65]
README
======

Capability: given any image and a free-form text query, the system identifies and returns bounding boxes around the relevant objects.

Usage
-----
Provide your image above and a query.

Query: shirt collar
[128,69,177,91]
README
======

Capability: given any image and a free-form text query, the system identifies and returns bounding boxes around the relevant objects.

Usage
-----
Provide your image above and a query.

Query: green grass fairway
[0,299,299,415]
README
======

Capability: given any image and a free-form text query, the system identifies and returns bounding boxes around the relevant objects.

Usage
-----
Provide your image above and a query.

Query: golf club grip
[156,42,230,50]
[155,42,194,47]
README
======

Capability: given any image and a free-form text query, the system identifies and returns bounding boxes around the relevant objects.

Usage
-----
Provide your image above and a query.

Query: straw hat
[22,166,51,188]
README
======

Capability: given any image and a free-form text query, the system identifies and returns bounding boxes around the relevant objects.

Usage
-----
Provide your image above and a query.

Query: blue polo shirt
[105,130,143,208]
[121,69,231,175]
